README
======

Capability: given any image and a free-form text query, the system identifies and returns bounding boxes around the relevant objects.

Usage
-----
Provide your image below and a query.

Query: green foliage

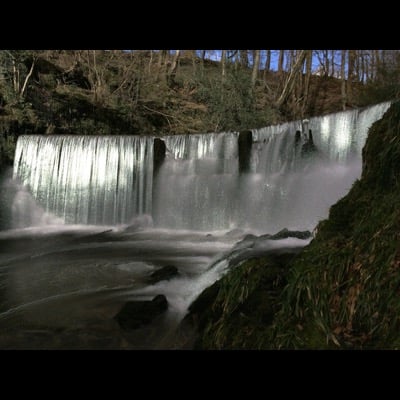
[193,253,296,349]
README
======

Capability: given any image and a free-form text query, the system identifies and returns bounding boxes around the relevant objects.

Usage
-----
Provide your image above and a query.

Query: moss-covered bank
[189,101,400,349]
[181,250,299,349]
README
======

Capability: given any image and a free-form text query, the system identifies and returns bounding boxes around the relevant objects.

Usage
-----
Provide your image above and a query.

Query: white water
[13,135,153,225]
[11,102,390,232]
[155,101,391,232]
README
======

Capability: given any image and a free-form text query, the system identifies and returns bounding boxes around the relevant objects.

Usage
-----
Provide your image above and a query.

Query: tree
[251,50,260,89]
[276,50,307,109]
[0,50,37,102]
[278,50,285,74]
[301,50,313,116]
[347,50,356,104]
[221,50,227,79]
[167,50,180,86]
[341,49,347,110]
[264,50,271,77]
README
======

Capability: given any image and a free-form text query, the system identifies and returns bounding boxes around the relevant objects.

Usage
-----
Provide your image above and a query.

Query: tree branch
[20,57,36,98]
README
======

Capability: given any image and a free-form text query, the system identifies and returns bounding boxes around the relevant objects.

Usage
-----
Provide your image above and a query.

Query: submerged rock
[147,265,179,284]
[124,214,154,232]
[225,228,245,238]
[114,294,168,331]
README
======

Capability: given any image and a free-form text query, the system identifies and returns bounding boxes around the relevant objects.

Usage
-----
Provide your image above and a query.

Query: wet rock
[124,214,153,232]
[188,280,221,318]
[182,251,299,349]
[153,138,166,175]
[178,279,222,343]
[225,228,245,238]
[269,228,312,240]
[147,265,179,284]
[114,294,168,331]
[238,130,253,173]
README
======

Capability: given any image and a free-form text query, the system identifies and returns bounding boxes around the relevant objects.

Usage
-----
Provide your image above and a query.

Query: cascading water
[10,102,390,232]
[0,101,391,349]
[235,101,392,232]
[12,135,153,226]
[153,132,239,230]
[154,101,391,232]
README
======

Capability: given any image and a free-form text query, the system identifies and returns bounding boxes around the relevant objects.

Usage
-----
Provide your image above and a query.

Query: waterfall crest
[12,102,391,231]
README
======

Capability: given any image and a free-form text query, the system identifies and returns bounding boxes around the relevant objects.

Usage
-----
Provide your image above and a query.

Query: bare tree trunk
[148,50,153,74]
[301,50,313,116]
[324,50,330,77]
[191,50,196,72]
[347,50,356,103]
[199,50,206,76]
[12,59,19,94]
[278,50,284,74]
[158,50,166,68]
[167,50,180,85]
[221,50,227,79]
[341,50,347,111]
[264,50,271,77]
[239,50,249,68]
[20,57,36,98]
[169,50,180,75]
[93,50,101,99]
[330,50,336,76]
[364,51,370,82]
[374,49,380,81]
[276,50,307,108]
[360,50,365,83]
[354,50,361,82]
[369,50,374,81]
[251,50,260,88]
[286,50,295,71]
[378,50,386,82]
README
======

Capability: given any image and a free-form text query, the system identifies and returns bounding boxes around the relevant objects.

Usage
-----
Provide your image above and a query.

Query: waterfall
[13,135,153,225]
[11,101,391,231]
[153,132,239,230]
[239,101,392,232]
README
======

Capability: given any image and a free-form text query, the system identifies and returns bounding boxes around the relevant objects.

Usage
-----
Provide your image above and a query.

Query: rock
[124,214,153,232]
[147,265,179,284]
[231,234,257,252]
[153,138,166,175]
[225,228,244,238]
[269,228,312,240]
[188,280,221,317]
[114,294,168,331]
[182,252,299,349]
[178,279,221,342]
[301,130,317,157]
[238,130,253,173]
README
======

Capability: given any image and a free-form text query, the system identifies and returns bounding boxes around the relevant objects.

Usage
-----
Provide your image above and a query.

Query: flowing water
[0,101,391,349]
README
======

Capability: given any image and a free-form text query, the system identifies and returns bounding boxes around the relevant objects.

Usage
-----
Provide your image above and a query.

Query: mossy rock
[183,251,299,350]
